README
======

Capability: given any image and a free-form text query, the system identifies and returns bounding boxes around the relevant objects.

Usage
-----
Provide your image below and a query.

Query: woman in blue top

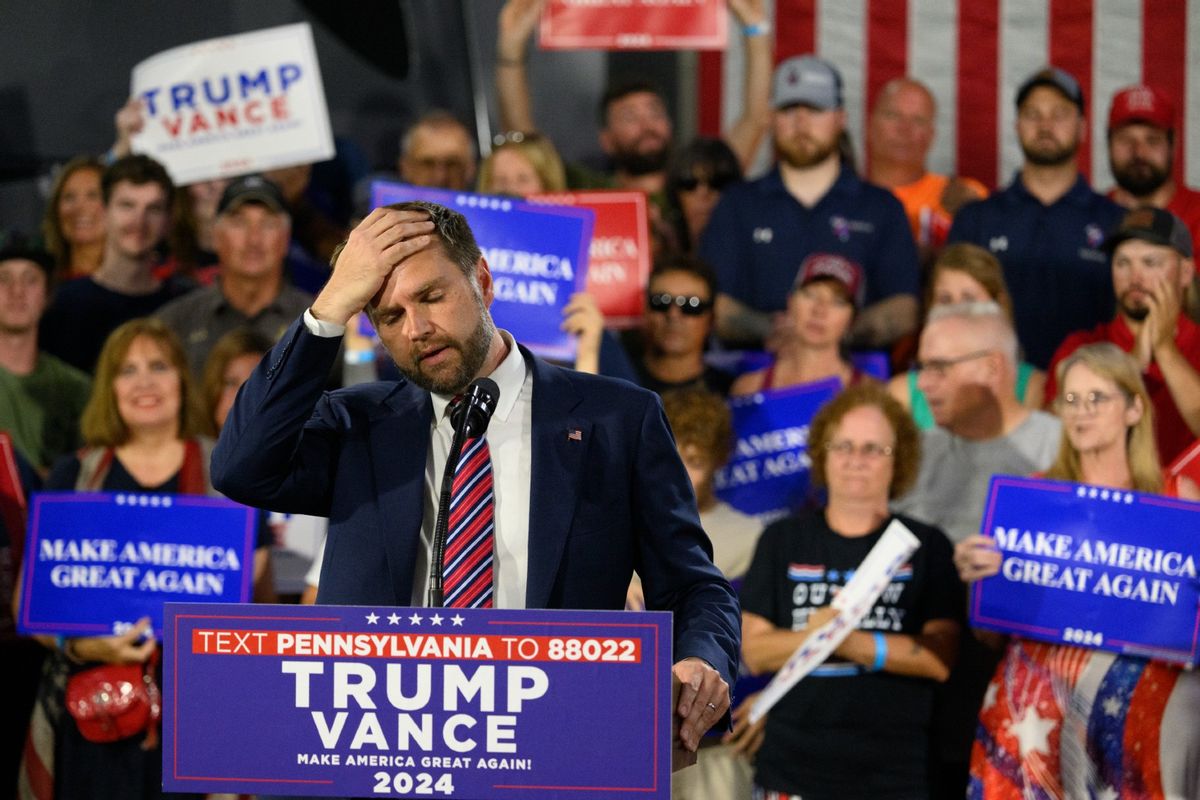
[888,243,1045,426]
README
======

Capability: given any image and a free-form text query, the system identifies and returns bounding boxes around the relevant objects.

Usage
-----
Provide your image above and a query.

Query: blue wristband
[871,632,887,672]
[743,20,771,37]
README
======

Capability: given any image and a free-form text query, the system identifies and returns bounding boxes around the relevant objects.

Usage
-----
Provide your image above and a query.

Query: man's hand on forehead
[311,207,436,326]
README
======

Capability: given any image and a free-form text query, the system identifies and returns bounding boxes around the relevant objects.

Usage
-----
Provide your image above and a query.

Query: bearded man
[947,67,1124,369]
[700,56,919,351]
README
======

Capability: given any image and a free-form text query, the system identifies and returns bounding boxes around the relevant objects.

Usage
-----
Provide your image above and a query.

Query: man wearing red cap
[1107,85,1200,251]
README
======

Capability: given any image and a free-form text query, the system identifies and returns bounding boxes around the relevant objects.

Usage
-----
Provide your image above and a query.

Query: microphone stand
[428,407,471,608]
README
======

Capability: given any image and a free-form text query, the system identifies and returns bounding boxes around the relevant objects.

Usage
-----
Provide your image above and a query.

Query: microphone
[429,378,501,607]
[450,378,500,440]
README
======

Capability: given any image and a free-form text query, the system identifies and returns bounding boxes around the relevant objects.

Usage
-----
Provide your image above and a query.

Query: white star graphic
[429,614,444,626]
[365,612,379,625]
[982,682,999,711]
[1103,696,1123,717]
[387,613,400,625]
[1095,785,1119,800]
[1008,707,1055,759]
[408,613,423,625]
[451,614,465,627]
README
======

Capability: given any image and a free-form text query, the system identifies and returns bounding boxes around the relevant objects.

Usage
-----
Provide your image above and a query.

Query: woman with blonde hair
[476,131,567,197]
[40,156,107,280]
[955,342,1199,798]
[888,243,1046,425]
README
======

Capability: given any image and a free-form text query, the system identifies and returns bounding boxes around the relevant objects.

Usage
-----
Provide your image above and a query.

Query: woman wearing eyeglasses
[740,382,963,800]
[954,342,1200,799]
[731,253,869,397]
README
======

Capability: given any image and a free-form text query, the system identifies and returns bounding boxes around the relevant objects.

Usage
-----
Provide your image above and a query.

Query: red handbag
[64,654,161,744]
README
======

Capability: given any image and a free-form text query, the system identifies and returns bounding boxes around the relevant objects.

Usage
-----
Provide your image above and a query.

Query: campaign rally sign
[971,476,1200,666]
[714,378,842,519]
[18,492,256,637]
[371,182,594,361]
[131,23,334,184]
[1167,438,1200,487]
[163,603,672,798]
[531,191,649,329]
[539,0,728,50]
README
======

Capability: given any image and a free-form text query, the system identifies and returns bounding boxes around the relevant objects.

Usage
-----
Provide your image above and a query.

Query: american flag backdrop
[700,0,1199,191]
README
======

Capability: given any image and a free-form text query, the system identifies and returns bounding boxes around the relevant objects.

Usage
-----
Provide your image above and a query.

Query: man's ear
[475,257,494,307]
[1178,257,1195,287]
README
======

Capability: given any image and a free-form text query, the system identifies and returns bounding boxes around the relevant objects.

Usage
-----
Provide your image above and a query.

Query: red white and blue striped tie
[443,435,495,608]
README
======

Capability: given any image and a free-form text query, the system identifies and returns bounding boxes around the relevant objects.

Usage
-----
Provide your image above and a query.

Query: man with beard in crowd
[948,67,1123,369]
[1108,86,1200,233]
[1046,207,1200,463]
[700,56,920,351]
[1106,84,1200,311]
[494,0,773,194]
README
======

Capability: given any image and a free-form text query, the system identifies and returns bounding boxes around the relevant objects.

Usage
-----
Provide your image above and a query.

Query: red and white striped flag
[701,0,1198,190]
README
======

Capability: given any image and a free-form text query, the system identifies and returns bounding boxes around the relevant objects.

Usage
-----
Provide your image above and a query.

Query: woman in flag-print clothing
[955,343,1200,799]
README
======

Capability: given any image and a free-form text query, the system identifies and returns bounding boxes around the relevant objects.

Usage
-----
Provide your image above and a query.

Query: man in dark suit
[212,200,738,752]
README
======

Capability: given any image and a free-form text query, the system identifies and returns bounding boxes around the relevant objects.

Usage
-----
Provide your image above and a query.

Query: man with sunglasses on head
[1045,207,1200,463]
[891,300,1060,800]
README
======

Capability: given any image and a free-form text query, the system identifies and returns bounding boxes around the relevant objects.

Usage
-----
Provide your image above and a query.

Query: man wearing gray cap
[156,175,314,377]
[1046,207,1200,462]
[700,55,919,352]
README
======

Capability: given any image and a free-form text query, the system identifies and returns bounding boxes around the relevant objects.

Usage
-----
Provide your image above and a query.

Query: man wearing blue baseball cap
[701,55,920,354]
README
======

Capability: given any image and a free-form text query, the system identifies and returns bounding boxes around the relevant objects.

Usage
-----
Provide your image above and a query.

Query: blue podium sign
[971,476,1200,665]
[163,603,672,798]
[370,182,594,362]
[714,379,841,519]
[18,492,256,637]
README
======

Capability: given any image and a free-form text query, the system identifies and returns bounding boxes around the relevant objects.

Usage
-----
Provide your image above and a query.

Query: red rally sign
[539,0,728,51]
[530,191,650,328]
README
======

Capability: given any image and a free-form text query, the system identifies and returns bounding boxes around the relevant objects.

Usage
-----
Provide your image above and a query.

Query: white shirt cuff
[303,308,347,338]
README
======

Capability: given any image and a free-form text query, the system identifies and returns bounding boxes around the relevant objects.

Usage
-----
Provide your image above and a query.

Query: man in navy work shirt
[947,67,1123,369]
[700,55,920,351]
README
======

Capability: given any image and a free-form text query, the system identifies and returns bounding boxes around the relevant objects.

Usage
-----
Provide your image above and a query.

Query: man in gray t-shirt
[893,301,1061,539]
[890,300,1061,800]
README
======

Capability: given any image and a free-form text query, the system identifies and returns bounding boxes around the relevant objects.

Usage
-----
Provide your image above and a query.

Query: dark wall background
[0,0,681,234]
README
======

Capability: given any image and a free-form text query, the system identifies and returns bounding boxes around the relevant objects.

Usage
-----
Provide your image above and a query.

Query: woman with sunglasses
[740,382,962,799]
[732,253,869,396]
[664,138,744,255]
[955,342,1200,798]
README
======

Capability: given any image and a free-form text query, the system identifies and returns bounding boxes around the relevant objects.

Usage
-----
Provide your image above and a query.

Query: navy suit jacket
[211,318,740,688]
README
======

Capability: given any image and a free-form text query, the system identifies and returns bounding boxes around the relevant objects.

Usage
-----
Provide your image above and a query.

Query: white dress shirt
[303,311,533,607]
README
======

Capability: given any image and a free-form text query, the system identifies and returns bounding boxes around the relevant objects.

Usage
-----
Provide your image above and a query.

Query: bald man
[890,301,1061,800]
[867,78,986,262]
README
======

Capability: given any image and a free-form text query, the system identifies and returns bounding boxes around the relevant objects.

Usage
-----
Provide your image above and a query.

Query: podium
[163,603,675,798]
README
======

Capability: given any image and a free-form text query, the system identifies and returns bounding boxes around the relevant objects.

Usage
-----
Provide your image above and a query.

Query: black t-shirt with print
[739,508,964,799]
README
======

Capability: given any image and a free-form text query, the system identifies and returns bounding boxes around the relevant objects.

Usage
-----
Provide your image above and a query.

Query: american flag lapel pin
[567,428,582,441]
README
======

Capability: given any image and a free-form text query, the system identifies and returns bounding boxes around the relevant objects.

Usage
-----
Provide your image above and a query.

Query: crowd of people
[3,2,1200,798]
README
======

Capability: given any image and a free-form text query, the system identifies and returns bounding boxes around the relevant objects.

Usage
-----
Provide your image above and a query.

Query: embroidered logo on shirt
[829,216,875,242]
[989,235,1009,252]
[1085,224,1104,248]
[752,227,774,243]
